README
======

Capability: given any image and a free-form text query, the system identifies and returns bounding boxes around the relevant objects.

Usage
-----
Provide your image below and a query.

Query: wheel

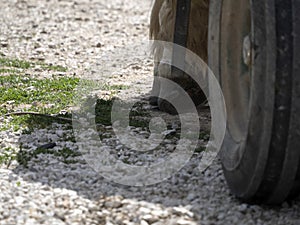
[208,0,300,204]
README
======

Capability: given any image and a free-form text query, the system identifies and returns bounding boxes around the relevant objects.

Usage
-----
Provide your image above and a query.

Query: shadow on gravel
[9,94,300,223]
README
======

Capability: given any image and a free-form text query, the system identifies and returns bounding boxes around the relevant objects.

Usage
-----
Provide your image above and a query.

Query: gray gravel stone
[0,0,300,225]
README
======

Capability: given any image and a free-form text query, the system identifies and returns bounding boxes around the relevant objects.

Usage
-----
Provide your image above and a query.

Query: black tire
[208,0,300,204]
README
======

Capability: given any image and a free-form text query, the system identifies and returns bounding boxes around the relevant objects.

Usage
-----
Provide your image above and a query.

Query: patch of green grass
[0,74,80,115]
[102,84,129,91]
[0,57,76,134]
[24,114,73,133]
[0,147,17,168]
[0,68,20,74]
[129,119,150,129]
[17,146,82,167]
[39,64,67,72]
[0,58,31,69]
[199,131,210,141]
[194,146,206,153]
[76,80,129,93]
[0,57,78,167]
[94,98,151,129]
[0,57,67,72]
[94,98,114,126]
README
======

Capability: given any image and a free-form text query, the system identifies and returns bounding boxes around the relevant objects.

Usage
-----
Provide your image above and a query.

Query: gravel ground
[0,0,300,224]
